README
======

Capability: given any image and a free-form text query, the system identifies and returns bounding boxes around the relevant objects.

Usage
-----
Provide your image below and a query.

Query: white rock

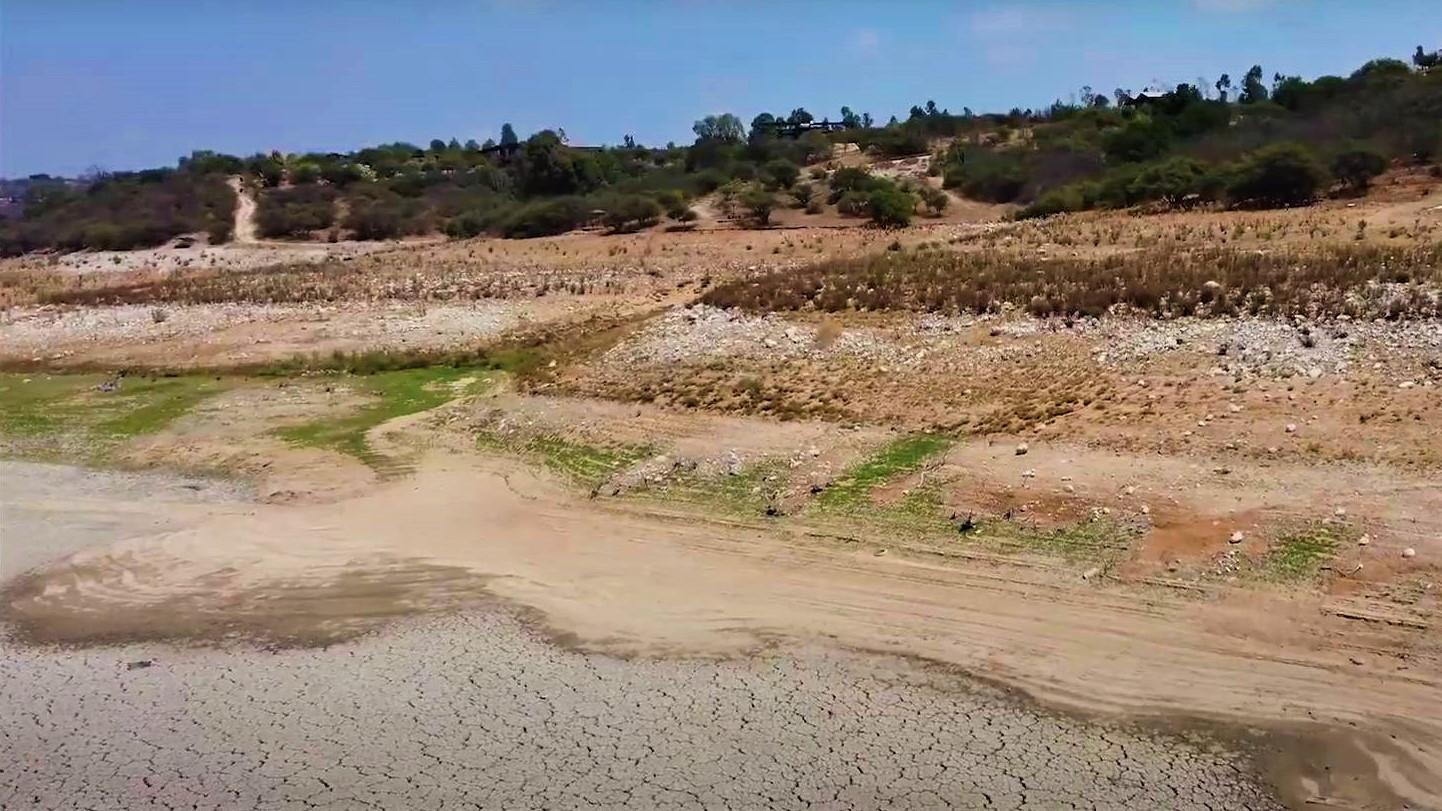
[1229,531,1245,544]
[1021,469,1036,479]
[1334,506,1347,517]
[1402,547,1416,559]
[1285,423,1297,433]
[1357,534,1370,546]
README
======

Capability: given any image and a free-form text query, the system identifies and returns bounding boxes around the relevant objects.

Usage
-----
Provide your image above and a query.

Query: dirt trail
[227,175,258,244]
[3,455,1438,808]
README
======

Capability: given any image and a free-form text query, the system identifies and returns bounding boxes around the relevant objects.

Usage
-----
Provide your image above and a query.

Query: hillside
[2,48,1440,257]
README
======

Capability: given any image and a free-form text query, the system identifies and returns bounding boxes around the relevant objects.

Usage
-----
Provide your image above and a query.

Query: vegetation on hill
[0,163,235,255]
[2,47,1439,254]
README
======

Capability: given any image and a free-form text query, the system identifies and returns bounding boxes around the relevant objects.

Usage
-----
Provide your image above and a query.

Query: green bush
[1331,148,1387,193]
[764,159,801,190]
[941,149,1026,203]
[497,197,591,238]
[256,186,336,238]
[867,187,916,228]
[740,188,778,227]
[918,185,949,216]
[1227,142,1327,208]
[601,194,663,233]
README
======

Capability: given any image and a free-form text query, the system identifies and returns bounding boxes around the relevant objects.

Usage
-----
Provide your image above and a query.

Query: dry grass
[703,243,1442,320]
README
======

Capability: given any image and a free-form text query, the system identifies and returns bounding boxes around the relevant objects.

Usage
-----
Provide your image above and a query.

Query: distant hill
[3,47,1439,256]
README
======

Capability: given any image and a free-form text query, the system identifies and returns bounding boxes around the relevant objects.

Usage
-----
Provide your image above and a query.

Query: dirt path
[227,176,258,244]
[3,456,1438,808]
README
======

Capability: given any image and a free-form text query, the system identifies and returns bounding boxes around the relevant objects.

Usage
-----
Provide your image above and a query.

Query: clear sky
[2,0,1438,177]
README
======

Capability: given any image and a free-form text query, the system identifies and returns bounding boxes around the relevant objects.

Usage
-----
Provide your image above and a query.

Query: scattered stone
[1021,469,1036,479]
[1285,424,1297,434]
[1015,442,1029,456]
[1358,534,1371,546]
[1082,566,1102,580]
[1334,506,1347,517]
[1402,547,1417,559]
[126,660,154,671]
[1229,531,1246,544]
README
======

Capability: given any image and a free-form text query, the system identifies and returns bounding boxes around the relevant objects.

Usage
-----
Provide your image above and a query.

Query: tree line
[2,45,1439,254]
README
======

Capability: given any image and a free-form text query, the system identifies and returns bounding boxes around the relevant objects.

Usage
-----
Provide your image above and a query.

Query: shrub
[836,190,871,217]
[256,186,337,238]
[1331,148,1387,193]
[1126,156,1211,206]
[1227,142,1327,208]
[867,187,916,228]
[740,188,777,227]
[942,149,1026,203]
[601,194,662,233]
[918,185,949,216]
[764,159,801,190]
[496,197,590,238]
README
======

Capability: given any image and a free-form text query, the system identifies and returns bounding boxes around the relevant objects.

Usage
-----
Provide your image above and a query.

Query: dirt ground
[4,177,1442,809]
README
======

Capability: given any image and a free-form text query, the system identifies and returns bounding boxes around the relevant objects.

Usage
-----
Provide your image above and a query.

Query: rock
[1307,367,1323,380]
[1334,506,1347,517]
[874,548,888,557]
[1229,531,1245,544]
[1020,469,1036,479]
[1015,442,1029,456]
[1081,566,1102,580]
[126,660,154,671]
[1285,423,1297,434]
[1123,485,1136,496]
[1402,547,1416,559]
[1140,504,1151,515]
[1357,534,1370,546]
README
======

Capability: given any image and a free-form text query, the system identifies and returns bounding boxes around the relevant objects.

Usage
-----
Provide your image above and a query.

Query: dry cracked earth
[0,464,1285,810]
[1,611,1276,811]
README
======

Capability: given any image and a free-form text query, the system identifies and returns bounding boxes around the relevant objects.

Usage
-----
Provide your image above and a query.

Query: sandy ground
[2,456,1438,809]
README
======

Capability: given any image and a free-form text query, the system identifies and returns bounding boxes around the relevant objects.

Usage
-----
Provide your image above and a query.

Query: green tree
[867,186,915,228]
[693,113,745,145]
[918,185,949,216]
[1239,65,1268,104]
[764,159,800,190]
[740,188,777,227]
[839,106,861,128]
[1227,142,1327,208]
[500,123,520,146]
[1331,148,1387,193]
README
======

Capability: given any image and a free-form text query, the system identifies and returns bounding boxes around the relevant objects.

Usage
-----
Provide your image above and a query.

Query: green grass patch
[278,367,493,468]
[520,434,653,488]
[0,372,230,460]
[1255,522,1348,583]
[972,516,1140,564]
[814,433,951,513]
[645,460,787,517]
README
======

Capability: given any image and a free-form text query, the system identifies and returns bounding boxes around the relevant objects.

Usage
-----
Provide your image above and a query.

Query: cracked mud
[0,611,1278,811]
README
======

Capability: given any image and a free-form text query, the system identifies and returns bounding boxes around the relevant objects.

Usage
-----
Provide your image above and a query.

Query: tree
[693,113,745,144]
[918,185,949,216]
[1331,148,1387,193]
[1239,65,1268,104]
[500,123,519,146]
[788,107,814,125]
[839,106,861,128]
[601,194,662,233]
[429,139,447,152]
[740,188,777,227]
[763,159,800,190]
[464,139,481,151]
[1214,74,1231,104]
[861,112,874,128]
[1414,45,1441,70]
[1227,142,1327,208]
[867,186,915,228]
[749,112,778,140]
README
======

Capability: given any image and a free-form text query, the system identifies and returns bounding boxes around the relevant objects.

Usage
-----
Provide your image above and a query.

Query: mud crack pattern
[1,612,1279,810]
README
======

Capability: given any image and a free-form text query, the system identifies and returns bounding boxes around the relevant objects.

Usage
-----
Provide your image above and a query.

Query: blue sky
[2,1,1438,177]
